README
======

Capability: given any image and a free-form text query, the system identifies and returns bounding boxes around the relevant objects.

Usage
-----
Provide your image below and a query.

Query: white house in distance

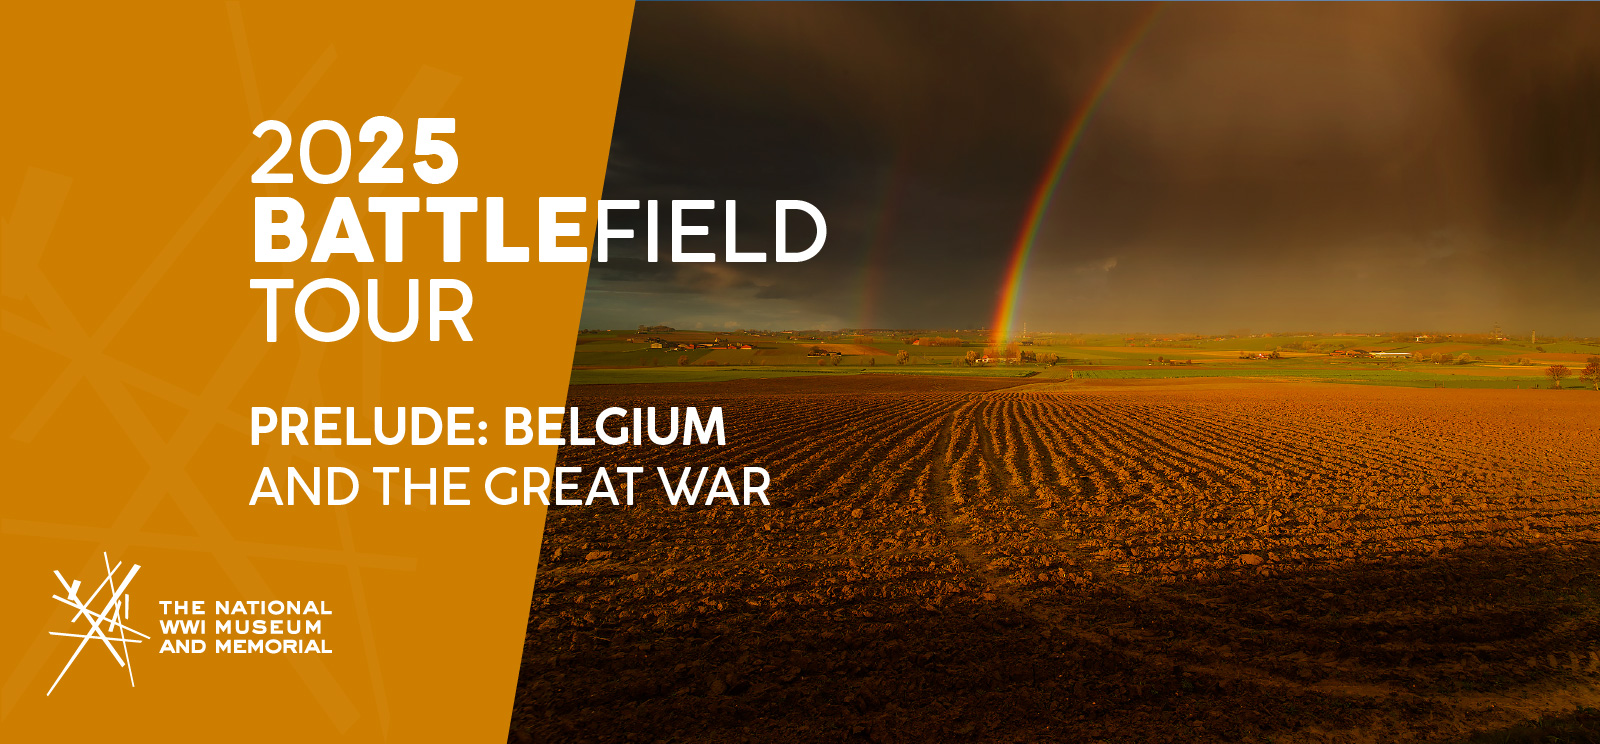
[1370,351,1412,359]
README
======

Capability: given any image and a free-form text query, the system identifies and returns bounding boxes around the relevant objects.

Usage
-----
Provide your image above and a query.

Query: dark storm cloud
[582,2,1600,334]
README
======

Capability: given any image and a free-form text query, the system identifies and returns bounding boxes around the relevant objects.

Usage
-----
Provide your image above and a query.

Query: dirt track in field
[511,379,1600,744]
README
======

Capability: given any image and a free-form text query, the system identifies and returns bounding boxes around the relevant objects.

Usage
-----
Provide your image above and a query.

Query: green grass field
[1065,366,1596,389]
[569,365,1042,385]
[571,330,1600,388]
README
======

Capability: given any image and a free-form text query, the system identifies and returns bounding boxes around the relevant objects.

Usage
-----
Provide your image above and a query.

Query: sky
[578,3,1599,336]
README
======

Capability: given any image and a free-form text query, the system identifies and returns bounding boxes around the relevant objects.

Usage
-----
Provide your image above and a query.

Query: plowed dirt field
[512,379,1600,744]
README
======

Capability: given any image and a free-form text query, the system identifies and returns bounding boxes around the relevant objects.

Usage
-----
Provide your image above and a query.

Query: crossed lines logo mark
[47,553,150,695]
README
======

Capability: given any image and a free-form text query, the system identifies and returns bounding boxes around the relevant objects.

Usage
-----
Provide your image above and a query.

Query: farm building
[1370,351,1412,359]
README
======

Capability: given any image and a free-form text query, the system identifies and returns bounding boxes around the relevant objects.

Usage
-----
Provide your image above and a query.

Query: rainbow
[989,7,1161,347]
[855,148,911,330]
